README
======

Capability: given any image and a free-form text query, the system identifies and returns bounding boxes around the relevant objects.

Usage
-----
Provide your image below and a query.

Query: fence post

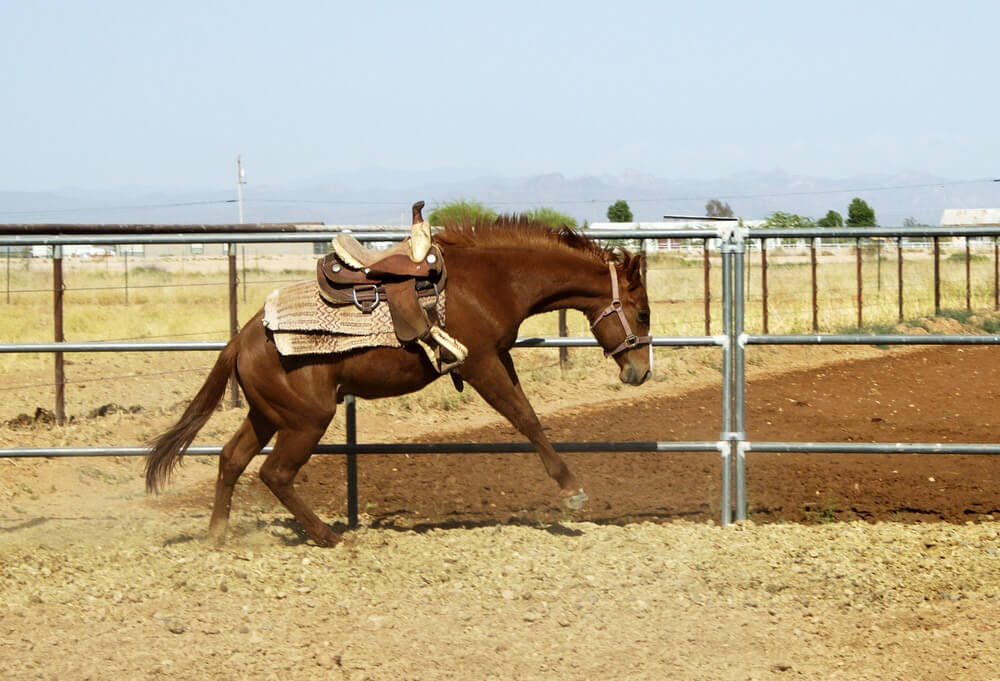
[241,245,247,304]
[345,394,358,528]
[934,236,941,315]
[5,247,9,304]
[123,248,129,305]
[720,239,733,526]
[703,239,711,335]
[897,237,904,323]
[53,246,65,425]
[966,237,971,311]
[761,239,769,334]
[810,238,818,332]
[732,238,747,522]
[227,243,242,408]
[856,239,863,329]
[994,236,998,311]
[557,310,569,371]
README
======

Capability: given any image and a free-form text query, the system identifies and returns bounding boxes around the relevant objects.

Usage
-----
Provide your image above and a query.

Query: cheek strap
[589,262,652,358]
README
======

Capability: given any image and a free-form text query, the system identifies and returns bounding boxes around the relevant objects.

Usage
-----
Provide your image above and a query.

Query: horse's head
[589,252,652,386]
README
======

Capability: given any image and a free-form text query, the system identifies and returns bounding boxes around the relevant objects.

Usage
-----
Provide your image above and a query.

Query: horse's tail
[145,334,240,493]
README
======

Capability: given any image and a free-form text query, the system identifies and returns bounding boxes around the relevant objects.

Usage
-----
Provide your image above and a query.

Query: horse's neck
[499,250,610,320]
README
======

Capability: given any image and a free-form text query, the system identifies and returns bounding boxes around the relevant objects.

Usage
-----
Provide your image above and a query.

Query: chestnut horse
[146,217,652,546]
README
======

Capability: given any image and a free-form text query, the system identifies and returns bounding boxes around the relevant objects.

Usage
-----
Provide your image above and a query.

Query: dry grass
[1,243,997,424]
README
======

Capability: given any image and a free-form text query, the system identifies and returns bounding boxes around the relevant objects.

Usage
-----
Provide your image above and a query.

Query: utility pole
[236,154,246,225]
[228,155,246,408]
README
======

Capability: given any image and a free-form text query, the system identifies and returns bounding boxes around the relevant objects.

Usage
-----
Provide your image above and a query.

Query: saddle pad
[262,280,447,357]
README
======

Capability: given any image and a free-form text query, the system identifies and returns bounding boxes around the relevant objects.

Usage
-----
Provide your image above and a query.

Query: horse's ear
[625,252,646,289]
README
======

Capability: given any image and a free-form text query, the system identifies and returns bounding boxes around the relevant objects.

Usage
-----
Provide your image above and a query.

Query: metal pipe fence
[0,225,730,527]
[5,224,1000,526]
[727,225,1000,522]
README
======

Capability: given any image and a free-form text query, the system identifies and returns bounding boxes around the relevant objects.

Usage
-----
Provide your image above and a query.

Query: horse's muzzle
[619,365,650,386]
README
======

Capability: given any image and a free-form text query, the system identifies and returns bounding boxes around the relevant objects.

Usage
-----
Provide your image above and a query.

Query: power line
[241,177,998,207]
[0,199,235,217]
[1,177,995,218]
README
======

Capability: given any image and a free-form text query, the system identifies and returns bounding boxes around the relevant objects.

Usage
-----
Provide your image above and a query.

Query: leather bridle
[589,262,652,358]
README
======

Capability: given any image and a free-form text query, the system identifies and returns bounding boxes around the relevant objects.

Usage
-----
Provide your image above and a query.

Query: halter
[589,262,652,358]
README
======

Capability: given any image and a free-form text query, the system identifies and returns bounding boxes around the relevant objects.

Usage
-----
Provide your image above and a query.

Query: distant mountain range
[2,169,998,227]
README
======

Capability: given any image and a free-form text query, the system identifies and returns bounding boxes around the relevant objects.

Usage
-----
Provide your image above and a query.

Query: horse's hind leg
[259,426,342,547]
[209,410,274,542]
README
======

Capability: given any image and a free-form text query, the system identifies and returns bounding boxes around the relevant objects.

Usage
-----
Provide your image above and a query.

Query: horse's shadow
[190,515,588,547]
[369,515,586,537]
[157,507,710,548]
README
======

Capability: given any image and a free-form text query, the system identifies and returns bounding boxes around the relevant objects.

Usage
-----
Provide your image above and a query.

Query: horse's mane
[435,214,624,265]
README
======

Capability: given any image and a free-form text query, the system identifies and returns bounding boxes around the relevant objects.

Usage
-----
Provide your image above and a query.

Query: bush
[522,207,577,229]
[428,199,497,227]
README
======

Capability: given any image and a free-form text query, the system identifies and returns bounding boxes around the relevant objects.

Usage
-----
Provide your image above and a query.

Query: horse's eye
[637,310,650,325]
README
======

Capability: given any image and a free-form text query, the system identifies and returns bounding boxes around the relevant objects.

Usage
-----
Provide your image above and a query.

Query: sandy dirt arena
[4,345,1000,680]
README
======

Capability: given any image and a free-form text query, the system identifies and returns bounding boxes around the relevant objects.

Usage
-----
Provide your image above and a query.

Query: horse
[145,216,652,546]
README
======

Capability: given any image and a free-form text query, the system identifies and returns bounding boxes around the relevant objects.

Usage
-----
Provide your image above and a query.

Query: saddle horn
[412,200,426,225]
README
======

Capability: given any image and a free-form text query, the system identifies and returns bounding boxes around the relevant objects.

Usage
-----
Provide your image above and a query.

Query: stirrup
[417,326,467,373]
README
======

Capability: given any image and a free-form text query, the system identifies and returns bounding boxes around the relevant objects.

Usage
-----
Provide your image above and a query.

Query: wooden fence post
[810,238,818,332]
[933,237,941,315]
[856,239,863,329]
[228,243,242,408]
[53,246,65,425]
[761,239,769,334]
[966,237,971,311]
[558,310,568,370]
[897,237,904,323]
[241,245,247,303]
[703,239,711,335]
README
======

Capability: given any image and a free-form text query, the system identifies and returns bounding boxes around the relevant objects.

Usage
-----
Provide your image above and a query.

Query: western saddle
[317,201,468,373]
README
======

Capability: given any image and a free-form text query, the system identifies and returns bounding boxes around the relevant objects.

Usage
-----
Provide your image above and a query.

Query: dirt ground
[152,344,1000,528]
[4,343,1000,679]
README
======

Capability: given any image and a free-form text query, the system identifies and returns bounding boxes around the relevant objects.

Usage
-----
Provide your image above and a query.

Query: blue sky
[2,1,998,191]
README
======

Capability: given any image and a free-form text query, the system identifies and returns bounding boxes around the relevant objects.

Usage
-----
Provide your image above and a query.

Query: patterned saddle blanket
[262,280,447,357]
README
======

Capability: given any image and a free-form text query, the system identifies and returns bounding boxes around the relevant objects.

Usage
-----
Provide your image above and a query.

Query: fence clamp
[718,223,747,252]
[737,441,751,460]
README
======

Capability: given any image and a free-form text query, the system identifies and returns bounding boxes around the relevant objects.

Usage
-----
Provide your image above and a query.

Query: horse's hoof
[312,534,344,548]
[563,489,588,511]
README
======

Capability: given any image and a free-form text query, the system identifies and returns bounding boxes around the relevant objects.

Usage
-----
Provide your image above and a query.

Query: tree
[705,199,734,218]
[606,200,633,223]
[762,211,816,229]
[428,199,497,227]
[846,198,876,227]
[816,210,843,228]
[522,207,578,229]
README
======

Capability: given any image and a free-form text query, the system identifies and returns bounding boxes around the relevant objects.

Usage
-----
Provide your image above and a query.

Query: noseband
[589,262,652,358]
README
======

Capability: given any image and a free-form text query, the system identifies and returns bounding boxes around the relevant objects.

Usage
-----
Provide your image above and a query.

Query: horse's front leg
[461,351,587,510]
